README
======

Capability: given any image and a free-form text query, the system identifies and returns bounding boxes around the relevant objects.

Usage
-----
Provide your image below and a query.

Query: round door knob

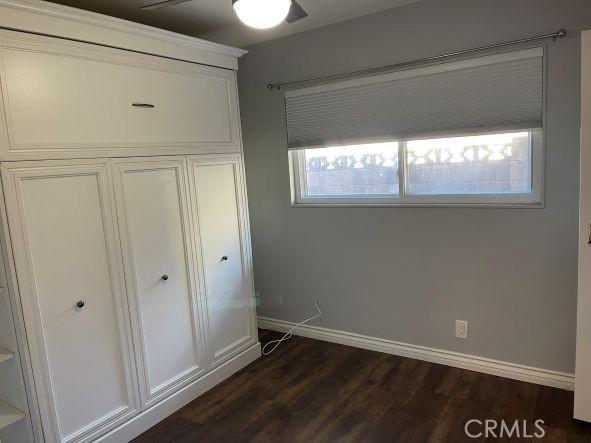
[221,256,229,261]
[76,301,85,308]
[161,275,169,281]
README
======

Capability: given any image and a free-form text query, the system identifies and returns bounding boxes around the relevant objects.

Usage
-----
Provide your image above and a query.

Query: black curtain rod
[267,28,566,92]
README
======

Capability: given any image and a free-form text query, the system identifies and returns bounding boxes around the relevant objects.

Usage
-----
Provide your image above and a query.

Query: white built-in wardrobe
[0,2,260,442]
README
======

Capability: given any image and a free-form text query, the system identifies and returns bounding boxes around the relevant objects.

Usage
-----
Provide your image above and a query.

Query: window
[284,48,545,206]
[290,129,543,206]
[303,142,400,197]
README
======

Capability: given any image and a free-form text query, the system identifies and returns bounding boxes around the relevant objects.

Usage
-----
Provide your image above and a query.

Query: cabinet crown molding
[0,0,247,70]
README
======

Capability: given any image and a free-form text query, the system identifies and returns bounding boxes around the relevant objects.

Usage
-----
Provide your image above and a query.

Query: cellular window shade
[284,48,543,149]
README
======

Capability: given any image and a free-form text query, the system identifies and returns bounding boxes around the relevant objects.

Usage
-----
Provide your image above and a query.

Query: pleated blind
[285,48,544,150]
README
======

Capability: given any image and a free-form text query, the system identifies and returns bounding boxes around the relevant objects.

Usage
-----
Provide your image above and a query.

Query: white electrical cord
[261,299,322,356]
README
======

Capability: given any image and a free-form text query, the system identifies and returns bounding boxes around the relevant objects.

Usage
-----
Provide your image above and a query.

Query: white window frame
[289,129,544,208]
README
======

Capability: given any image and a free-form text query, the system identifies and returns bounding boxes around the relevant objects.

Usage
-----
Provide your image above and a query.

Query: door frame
[575,29,591,421]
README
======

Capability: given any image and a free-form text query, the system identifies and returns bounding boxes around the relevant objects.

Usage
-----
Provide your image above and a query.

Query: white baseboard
[97,342,261,443]
[257,317,574,391]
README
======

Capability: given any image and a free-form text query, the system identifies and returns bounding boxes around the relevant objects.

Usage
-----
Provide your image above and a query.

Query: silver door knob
[76,301,85,308]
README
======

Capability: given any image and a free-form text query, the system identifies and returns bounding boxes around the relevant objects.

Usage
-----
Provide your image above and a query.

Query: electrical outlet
[455,320,468,339]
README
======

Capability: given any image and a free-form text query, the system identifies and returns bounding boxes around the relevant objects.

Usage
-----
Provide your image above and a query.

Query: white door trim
[575,28,591,421]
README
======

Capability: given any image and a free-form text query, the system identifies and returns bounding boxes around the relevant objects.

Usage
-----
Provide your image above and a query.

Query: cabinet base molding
[97,343,261,443]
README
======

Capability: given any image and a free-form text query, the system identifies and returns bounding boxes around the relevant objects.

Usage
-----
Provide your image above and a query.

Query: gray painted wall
[237,0,591,373]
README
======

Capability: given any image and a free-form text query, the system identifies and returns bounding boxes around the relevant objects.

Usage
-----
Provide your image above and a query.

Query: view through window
[293,130,540,205]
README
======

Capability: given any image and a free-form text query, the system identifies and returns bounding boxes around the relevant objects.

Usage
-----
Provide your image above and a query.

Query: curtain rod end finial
[267,83,280,92]
[556,29,567,40]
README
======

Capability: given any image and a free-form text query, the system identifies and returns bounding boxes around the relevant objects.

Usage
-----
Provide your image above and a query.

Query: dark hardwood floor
[134,329,591,442]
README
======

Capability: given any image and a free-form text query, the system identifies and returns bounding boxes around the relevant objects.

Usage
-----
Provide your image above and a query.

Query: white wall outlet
[455,320,468,339]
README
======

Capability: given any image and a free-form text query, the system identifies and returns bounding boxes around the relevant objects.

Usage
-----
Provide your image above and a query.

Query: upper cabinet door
[0,30,241,160]
[187,154,257,367]
[111,157,206,408]
[1,160,139,443]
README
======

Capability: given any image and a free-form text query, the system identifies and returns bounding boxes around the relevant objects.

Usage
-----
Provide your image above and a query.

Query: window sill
[290,201,545,209]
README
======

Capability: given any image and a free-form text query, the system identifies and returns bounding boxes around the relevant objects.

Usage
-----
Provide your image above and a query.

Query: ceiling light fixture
[232,0,292,29]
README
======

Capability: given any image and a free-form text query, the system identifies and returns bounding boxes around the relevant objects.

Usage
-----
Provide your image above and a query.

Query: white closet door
[188,154,257,367]
[112,157,205,407]
[0,160,139,443]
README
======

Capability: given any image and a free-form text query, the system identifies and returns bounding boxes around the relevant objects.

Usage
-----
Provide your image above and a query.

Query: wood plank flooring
[134,329,591,442]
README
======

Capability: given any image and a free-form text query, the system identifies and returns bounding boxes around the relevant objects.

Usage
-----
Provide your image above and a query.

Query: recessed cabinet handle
[132,103,155,108]
[161,275,169,281]
[76,301,85,308]
[221,256,229,261]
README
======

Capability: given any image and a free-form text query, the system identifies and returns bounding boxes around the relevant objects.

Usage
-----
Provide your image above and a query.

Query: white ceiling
[44,0,421,48]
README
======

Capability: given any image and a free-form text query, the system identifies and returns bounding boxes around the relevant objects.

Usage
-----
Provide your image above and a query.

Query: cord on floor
[261,299,322,356]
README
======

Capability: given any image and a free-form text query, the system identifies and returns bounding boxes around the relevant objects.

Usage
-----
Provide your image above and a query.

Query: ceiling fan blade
[141,0,193,10]
[285,0,308,24]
